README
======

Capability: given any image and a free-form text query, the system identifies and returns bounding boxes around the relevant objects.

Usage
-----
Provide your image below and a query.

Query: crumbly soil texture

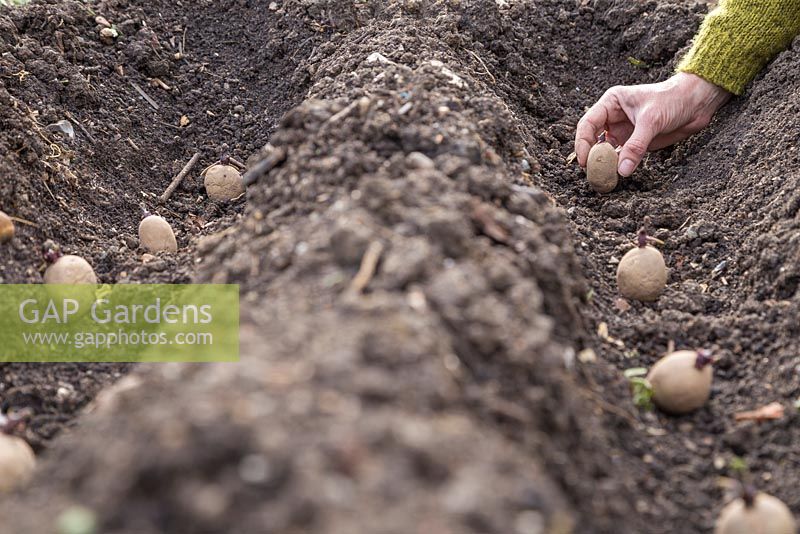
[0,0,799,533]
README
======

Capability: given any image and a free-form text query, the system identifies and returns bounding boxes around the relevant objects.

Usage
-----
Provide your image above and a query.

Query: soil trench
[0,0,799,533]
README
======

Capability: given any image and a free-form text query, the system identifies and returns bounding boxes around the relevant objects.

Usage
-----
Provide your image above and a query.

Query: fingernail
[619,159,636,177]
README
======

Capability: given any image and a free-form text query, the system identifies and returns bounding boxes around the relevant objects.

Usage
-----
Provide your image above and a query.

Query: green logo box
[0,284,239,362]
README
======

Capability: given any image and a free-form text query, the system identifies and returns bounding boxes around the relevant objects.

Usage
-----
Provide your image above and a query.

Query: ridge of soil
[0,0,799,533]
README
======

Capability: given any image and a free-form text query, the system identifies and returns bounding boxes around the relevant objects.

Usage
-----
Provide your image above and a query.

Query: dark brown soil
[0,0,323,444]
[0,0,799,533]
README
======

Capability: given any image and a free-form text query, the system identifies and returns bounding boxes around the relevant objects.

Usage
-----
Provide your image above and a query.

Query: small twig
[8,216,37,227]
[150,77,171,91]
[41,178,57,204]
[289,35,314,60]
[326,99,360,125]
[734,402,784,422]
[466,48,496,84]
[64,111,96,144]
[242,146,287,186]
[347,241,383,295]
[160,151,202,203]
[228,156,247,170]
[130,81,160,110]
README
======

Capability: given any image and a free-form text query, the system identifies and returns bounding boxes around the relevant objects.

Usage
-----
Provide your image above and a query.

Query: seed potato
[0,433,35,492]
[138,215,177,253]
[715,493,796,534]
[616,244,667,302]
[587,141,619,193]
[0,211,14,243]
[647,350,713,414]
[204,164,245,202]
[44,255,98,284]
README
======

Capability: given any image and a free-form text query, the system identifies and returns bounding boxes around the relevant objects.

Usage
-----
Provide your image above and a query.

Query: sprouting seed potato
[44,255,98,284]
[647,350,713,414]
[0,211,14,243]
[138,215,177,253]
[715,492,796,534]
[587,141,619,193]
[616,241,667,302]
[0,434,35,492]
[203,164,245,202]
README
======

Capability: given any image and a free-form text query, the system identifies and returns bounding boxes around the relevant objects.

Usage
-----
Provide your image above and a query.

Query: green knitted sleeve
[677,0,800,95]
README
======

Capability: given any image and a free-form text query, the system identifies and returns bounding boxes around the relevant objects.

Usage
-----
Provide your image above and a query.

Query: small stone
[121,235,139,250]
[515,510,545,534]
[697,222,716,240]
[405,151,435,170]
[577,348,597,363]
[614,297,631,313]
[238,454,270,484]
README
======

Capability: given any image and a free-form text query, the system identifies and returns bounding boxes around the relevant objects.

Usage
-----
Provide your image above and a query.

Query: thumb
[618,120,656,177]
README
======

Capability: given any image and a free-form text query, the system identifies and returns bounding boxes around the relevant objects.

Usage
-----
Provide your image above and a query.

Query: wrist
[673,72,732,114]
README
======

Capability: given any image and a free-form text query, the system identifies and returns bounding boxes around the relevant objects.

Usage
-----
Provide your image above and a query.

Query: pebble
[405,151,435,170]
[121,235,139,250]
[515,511,545,534]
[577,348,597,363]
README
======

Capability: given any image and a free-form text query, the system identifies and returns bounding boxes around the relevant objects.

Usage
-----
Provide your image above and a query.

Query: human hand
[574,72,732,176]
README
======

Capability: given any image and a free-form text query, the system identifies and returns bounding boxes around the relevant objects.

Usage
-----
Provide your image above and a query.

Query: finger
[574,90,627,167]
[618,119,657,177]
[574,115,603,168]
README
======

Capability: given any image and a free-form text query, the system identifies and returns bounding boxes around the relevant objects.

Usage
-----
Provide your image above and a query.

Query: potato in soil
[715,492,796,534]
[0,211,14,243]
[0,434,35,492]
[44,255,98,284]
[139,215,178,253]
[587,141,618,193]
[647,350,713,414]
[616,244,667,302]
[204,164,245,202]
